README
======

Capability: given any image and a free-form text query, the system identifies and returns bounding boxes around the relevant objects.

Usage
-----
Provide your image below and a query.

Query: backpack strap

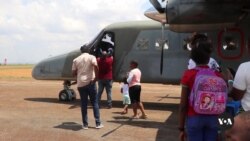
[194,67,216,76]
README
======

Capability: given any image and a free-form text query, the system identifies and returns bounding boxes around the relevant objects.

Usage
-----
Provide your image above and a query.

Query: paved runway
[0,79,181,141]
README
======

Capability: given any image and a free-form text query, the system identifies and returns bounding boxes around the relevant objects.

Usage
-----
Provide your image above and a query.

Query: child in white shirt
[120,77,131,114]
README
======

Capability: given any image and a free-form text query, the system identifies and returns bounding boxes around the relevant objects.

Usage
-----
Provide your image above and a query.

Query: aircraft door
[91,32,115,58]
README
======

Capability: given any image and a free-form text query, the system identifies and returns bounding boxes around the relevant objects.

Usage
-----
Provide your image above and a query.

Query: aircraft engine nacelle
[166,0,250,24]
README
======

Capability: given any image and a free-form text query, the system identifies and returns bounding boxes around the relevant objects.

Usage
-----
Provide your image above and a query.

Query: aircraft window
[155,39,169,50]
[183,38,192,51]
[223,36,237,50]
[218,28,244,60]
[183,43,192,51]
[137,38,149,50]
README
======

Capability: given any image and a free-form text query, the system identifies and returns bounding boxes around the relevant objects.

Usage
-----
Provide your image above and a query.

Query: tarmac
[0,79,181,141]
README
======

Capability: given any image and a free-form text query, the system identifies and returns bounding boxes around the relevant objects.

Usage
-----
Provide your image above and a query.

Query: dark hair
[190,40,211,65]
[190,33,213,54]
[122,77,128,84]
[80,45,89,53]
[130,60,138,67]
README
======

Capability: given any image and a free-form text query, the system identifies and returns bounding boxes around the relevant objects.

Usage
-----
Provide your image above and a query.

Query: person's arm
[228,63,246,101]
[72,61,77,77]
[72,69,77,77]
[92,56,99,83]
[127,72,133,84]
[229,87,245,101]
[178,85,189,141]
[93,64,99,82]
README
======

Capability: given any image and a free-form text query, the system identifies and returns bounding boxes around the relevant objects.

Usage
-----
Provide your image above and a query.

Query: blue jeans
[78,83,101,126]
[97,79,112,106]
[187,115,218,141]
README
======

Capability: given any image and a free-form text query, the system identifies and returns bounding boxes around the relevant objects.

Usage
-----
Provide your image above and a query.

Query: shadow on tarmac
[25,98,179,141]
[54,122,82,131]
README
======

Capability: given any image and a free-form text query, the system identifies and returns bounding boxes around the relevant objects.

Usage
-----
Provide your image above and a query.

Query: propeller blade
[149,0,165,13]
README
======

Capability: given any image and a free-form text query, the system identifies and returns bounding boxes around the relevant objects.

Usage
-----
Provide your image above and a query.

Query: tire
[59,90,69,101]
[70,89,76,101]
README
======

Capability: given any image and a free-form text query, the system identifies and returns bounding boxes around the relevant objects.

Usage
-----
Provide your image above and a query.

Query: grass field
[0,65,33,80]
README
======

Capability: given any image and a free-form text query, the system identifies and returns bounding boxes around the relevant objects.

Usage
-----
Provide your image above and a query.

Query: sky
[0,0,151,64]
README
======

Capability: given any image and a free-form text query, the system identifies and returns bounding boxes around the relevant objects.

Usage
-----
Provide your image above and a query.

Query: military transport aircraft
[32,20,194,101]
[32,0,250,101]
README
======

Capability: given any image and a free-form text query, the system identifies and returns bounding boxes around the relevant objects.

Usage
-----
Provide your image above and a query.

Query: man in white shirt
[72,47,104,129]
[230,61,250,111]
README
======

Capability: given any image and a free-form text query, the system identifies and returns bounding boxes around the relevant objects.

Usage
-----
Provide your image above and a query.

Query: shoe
[82,125,88,130]
[107,105,112,109]
[140,114,148,119]
[96,124,104,129]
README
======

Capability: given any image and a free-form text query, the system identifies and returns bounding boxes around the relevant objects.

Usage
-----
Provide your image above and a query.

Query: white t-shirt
[121,83,129,96]
[188,57,220,71]
[233,61,250,111]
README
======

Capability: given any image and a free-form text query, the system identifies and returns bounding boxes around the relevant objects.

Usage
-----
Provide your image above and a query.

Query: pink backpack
[189,68,227,115]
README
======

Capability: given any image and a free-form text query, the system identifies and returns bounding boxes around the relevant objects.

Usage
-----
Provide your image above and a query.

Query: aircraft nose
[32,51,79,80]
[32,60,48,80]
[32,57,63,80]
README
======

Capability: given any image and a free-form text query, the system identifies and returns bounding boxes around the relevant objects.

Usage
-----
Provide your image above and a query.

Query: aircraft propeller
[149,0,165,13]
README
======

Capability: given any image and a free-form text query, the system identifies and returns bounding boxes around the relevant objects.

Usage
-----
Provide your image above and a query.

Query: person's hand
[179,131,186,141]
[226,68,234,80]
[90,77,97,85]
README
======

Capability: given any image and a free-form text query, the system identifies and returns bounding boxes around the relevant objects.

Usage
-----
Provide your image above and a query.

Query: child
[179,34,223,141]
[120,77,131,114]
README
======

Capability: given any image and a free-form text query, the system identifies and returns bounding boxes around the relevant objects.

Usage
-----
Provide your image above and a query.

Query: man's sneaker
[96,124,104,129]
[82,125,88,130]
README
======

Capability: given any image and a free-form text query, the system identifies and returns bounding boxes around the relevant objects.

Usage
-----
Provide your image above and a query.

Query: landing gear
[59,80,76,101]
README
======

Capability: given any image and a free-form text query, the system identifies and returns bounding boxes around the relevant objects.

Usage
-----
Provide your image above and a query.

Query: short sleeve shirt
[188,58,220,71]
[72,53,97,87]
[233,61,250,111]
[127,68,141,87]
[97,56,113,80]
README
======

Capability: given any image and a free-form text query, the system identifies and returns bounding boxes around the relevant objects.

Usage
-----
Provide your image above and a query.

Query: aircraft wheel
[59,90,69,101]
[70,89,76,101]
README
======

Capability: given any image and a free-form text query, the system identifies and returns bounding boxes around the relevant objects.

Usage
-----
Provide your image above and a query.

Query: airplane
[32,20,195,101]
[32,0,250,101]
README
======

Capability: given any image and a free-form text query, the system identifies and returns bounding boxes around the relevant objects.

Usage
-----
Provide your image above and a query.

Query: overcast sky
[0,0,151,64]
